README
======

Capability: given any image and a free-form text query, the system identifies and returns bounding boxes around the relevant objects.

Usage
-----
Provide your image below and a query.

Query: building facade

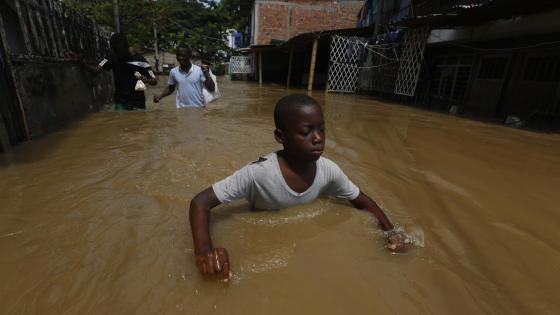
[353,0,560,128]
[249,0,363,45]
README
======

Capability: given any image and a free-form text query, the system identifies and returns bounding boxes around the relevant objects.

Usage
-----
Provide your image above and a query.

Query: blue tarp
[357,0,411,28]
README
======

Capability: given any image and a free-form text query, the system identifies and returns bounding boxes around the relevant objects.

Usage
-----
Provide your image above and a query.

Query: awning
[393,0,560,28]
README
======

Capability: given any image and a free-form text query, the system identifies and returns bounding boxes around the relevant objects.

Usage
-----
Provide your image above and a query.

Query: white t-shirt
[212,152,360,210]
[168,64,206,108]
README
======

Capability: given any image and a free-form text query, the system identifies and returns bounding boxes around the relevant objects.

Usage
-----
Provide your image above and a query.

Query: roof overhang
[393,0,560,28]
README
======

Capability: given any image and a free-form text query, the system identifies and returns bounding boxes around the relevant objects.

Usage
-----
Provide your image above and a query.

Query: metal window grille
[523,55,560,82]
[357,42,402,94]
[431,55,474,101]
[327,35,361,93]
[478,57,508,79]
[229,55,253,74]
[394,27,430,96]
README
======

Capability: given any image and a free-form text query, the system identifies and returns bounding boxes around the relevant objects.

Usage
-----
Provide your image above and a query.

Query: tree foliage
[63,0,245,62]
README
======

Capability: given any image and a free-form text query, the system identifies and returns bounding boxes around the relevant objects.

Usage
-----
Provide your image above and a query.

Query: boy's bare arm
[350,191,394,231]
[189,187,231,279]
[153,85,175,102]
[350,191,410,252]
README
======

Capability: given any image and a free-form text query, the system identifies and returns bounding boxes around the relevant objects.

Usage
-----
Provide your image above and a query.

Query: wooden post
[26,3,43,54]
[14,0,33,54]
[113,0,120,33]
[40,0,60,58]
[47,0,64,57]
[55,1,69,51]
[258,52,262,85]
[153,22,159,72]
[286,48,293,88]
[32,0,50,55]
[307,38,318,91]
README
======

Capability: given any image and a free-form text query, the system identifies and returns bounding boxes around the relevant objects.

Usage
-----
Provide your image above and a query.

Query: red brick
[254,0,362,45]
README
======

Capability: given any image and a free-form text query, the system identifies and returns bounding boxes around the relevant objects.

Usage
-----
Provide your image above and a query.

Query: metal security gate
[327,35,360,93]
[394,27,430,96]
[229,55,254,74]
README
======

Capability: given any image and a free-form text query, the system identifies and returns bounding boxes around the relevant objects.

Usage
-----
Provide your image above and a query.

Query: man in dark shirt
[66,33,157,110]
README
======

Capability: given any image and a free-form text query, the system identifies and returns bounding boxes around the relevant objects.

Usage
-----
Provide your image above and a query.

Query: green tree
[64,0,247,62]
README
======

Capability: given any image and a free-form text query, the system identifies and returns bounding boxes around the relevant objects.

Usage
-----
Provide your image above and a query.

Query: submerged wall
[12,61,113,138]
[0,0,113,148]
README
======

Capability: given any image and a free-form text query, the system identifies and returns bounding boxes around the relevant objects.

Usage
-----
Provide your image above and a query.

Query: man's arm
[189,187,230,279]
[153,84,176,103]
[139,73,158,86]
[65,50,104,75]
[137,64,158,86]
[201,65,215,92]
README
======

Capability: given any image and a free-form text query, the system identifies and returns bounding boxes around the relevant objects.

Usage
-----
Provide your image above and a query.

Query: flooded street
[1,77,560,314]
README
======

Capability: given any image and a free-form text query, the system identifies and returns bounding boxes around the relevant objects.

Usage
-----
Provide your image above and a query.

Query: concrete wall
[12,62,113,138]
[252,0,362,45]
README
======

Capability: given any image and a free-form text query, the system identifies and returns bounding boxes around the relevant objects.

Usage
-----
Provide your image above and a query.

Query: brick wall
[254,0,363,45]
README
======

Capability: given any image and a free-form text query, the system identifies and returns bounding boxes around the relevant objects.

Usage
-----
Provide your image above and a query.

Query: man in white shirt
[153,46,215,108]
[189,94,410,280]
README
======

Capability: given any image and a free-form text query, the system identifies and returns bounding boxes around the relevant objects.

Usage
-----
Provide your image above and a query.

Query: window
[431,55,474,101]
[523,56,560,82]
[478,57,508,79]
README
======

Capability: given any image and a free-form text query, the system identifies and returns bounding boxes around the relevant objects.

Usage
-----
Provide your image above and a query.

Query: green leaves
[63,0,244,62]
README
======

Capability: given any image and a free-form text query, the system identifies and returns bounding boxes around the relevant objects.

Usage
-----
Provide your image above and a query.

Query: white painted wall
[428,10,560,44]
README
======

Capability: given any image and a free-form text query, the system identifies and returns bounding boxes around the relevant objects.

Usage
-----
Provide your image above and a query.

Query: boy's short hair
[176,45,192,57]
[274,94,319,130]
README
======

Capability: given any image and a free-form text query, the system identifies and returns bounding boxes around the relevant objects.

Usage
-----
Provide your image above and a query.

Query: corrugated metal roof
[393,0,560,28]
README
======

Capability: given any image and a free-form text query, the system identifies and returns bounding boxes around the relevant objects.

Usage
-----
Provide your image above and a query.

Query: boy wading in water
[190,94,409,280]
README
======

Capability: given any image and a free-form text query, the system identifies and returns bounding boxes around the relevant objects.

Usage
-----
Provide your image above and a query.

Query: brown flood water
[1,77,560,314]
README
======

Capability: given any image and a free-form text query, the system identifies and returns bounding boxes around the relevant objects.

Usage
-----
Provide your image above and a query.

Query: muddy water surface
[1,77,560,314]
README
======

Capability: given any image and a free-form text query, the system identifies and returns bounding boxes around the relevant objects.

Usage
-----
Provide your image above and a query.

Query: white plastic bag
[203,71,220,104]
[134,71,146,91]
[135,80,146,91]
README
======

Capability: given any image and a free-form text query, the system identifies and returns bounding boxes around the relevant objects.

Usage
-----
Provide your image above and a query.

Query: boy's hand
[195,248,231,280]
[153,95,161,103]
[385,230,412,253]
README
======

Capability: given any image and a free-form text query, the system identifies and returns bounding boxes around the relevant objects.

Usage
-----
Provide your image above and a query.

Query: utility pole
[113,0,120,33]
[153,22,159,72]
